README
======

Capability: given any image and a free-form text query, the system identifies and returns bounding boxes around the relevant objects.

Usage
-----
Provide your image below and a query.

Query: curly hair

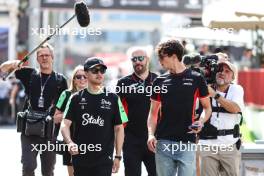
[156,39,184,62]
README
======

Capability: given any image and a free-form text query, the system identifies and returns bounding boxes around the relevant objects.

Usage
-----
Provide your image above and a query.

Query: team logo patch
[79,98,87,109]
[100,99,111,109]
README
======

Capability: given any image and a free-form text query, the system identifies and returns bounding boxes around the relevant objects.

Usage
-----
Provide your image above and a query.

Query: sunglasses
[131,56,145,62]
[74,75,87,80]
[89,67,106,74]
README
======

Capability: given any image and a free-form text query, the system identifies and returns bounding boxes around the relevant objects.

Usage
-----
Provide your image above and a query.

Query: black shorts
[74,164,112,176]
[63,151,72,166]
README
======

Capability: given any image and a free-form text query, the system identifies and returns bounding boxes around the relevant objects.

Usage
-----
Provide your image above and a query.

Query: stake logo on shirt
[82,113,104,126]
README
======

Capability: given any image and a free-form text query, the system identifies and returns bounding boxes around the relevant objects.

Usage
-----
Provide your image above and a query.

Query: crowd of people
[0,39,245,176]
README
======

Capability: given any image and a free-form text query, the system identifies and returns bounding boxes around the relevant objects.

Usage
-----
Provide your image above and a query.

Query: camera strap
[211,85,243,125]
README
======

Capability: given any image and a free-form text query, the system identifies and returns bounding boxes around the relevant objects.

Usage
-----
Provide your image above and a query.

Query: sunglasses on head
[131,56,145,62]
[74,75,87,80]
[89,67,106,74]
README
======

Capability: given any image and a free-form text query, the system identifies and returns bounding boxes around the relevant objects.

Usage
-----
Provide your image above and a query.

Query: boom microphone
[75,1,90,27]
[3,1,90,80]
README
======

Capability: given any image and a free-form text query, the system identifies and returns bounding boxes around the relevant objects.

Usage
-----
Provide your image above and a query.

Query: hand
[147,134,157,153]
[53,113,63,124]
[68,142,79,155]
[0,60,21,73]
[112,158,120,173]
[188,120,204,134]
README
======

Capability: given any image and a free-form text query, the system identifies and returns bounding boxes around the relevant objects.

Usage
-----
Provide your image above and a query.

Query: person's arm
[112,97,127,173]
[147,99,161,153]
[199,97,212,124]
[112,124,124,173]
[61,119,79,155]
[54,90,70,124]
[114,124,124,157]
[53,109,64,124]
[9,83,19,105]
[0,60,21,73]
[190,75,212,133]
[208,86,241,113]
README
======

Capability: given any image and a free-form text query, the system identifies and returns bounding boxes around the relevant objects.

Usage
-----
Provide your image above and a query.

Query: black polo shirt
[151,69,208,143]
[116,72,158,139]
[64,89,128,167]
[15,67,68,112]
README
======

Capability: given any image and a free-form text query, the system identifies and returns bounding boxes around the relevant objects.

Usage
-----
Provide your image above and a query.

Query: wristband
[114,155,122,161]
[214,93,221,100]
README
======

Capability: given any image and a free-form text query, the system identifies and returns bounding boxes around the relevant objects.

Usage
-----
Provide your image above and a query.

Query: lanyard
[40,73,51,97]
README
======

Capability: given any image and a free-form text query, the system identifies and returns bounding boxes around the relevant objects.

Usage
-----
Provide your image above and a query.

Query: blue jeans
[155,140,196,176]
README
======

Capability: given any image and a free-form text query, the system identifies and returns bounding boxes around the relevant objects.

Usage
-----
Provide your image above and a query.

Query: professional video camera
[200,55,219,84]
[183,54,219,84]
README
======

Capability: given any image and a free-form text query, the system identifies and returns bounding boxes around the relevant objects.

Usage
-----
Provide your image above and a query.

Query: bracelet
[114,155,122,161]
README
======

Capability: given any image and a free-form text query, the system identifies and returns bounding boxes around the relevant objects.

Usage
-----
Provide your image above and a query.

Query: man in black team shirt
[147,40,212,176]
[0,43,68,176]
[61,57,128,176]
[116,47,157,176]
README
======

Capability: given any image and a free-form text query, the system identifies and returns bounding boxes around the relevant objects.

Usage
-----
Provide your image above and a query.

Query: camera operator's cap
[84,57,107,71]
[218,60,237,79]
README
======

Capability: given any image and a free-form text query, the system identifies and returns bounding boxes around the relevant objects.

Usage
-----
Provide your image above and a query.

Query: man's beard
[216,77,230,86]
[133,64,147,75]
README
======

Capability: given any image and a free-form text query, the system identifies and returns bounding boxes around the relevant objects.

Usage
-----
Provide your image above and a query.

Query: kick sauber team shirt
[151,69,209,143]
[56,90,71,112]
[116,72,158,139]
[64,88,128,167]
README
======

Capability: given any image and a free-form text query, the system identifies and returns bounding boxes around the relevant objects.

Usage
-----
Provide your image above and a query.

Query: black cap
[84,57,107,71]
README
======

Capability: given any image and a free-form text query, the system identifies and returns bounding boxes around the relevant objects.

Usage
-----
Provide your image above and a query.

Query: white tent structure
[202,0,264,30]
[165,26,250,44]
[202,0,264,64]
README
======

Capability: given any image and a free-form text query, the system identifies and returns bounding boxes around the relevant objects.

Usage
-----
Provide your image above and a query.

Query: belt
[217,129,234,136]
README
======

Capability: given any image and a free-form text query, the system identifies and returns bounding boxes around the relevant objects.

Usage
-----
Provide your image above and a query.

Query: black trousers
[21,134,56,176]
[123,132,156,176]
[74,164,112,176]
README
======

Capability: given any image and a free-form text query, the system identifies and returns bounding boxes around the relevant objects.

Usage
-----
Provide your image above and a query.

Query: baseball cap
[218,60,237,79]
[84,57,107,71]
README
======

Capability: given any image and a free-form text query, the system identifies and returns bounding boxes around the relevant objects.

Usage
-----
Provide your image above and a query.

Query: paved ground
[0,125,147,176]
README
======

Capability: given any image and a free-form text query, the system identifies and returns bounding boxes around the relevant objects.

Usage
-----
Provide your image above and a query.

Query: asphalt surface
[0,125,147,176]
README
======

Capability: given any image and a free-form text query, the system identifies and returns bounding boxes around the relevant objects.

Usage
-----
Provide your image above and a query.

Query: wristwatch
[114,155,122,161]
[214,93,221,100]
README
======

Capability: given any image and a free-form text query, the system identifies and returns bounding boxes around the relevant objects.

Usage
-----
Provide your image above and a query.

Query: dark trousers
[21,134,56,176]
[123,132,156,176]
[74,164,112,176]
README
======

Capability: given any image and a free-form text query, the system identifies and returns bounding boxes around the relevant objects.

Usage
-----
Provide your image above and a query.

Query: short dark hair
[156,39,184,61]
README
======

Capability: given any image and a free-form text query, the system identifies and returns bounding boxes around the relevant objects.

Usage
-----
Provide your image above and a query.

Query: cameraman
[199,60,244,176]
[0,43,68,176]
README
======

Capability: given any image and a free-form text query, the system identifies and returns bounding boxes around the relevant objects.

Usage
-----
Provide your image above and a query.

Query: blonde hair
[69,65,85,93]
